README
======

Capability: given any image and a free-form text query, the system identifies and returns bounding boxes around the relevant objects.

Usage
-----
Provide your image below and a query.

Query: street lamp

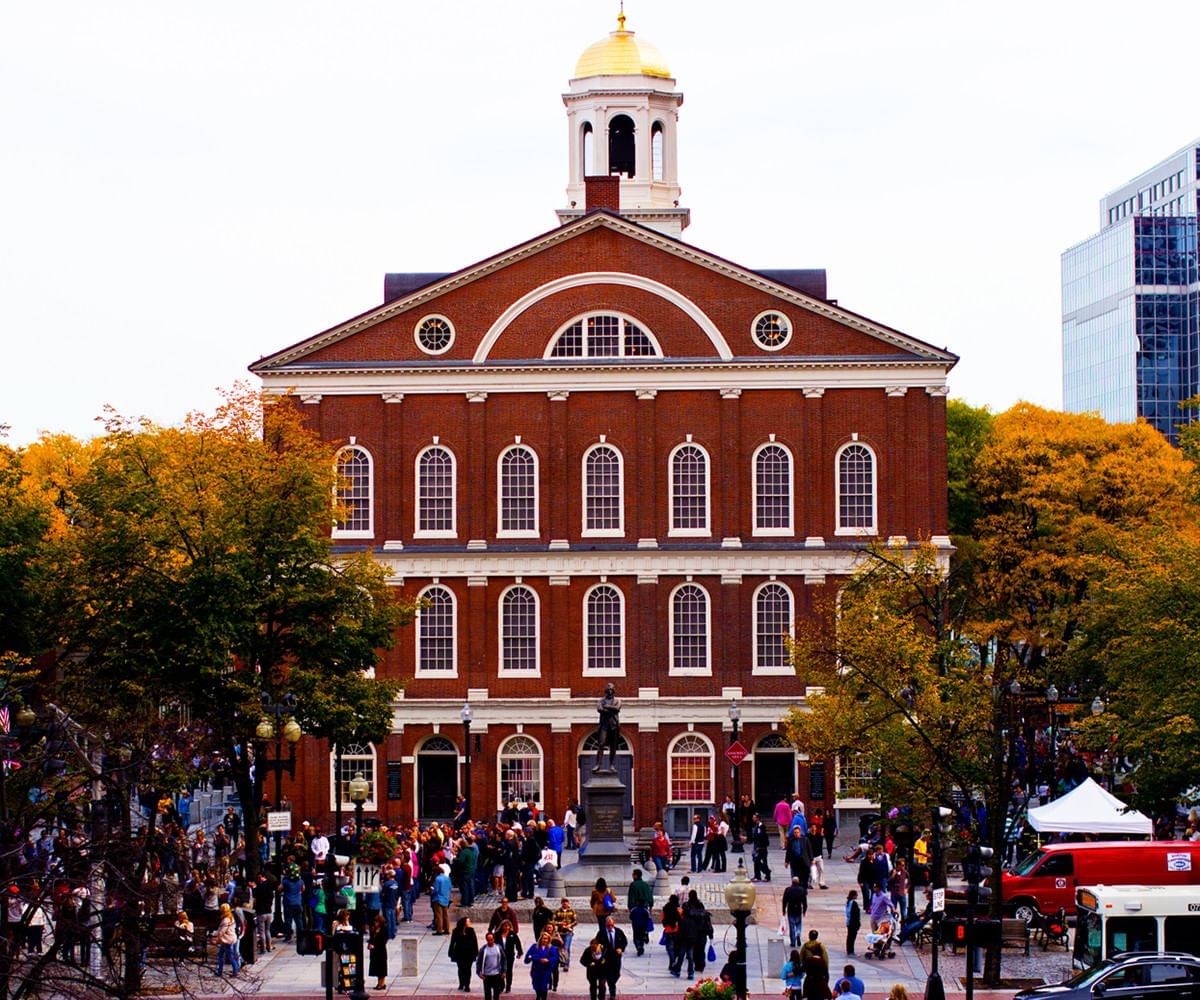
[460,702,473,817]
[1091,696,1104,717]
[1045,684,1059,784]
[259,691,302,937]
[347,768,370,990]
[728,699,743,853]
[724,859,756,1000]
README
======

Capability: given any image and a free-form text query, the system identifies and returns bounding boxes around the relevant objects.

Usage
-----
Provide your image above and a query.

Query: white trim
[496,444,540,538]
[581,442,626,537]
[414,314,456,356]
[751,309,793,352]
[667,731,716,805]
[752,580,796,676]
[475,272,732,362]
[498,583,541,676]
[332,444,374,539]
[496,733,545,811]
[415,583,458,678]
[414,444,458,539]
[668,441,711,538]
[668,581,712,676]
[751,441,794,537]
[544,311,664,360]
[834,440,878,537]
[582,581,626,676]
[329,742,378,812]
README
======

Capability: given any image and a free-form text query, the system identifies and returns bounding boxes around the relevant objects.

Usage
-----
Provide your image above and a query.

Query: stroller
[863,917,897,960]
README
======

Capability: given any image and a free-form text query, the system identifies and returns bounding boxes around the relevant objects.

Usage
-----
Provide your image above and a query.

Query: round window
[753,311,792,350]
[415,315,455,354]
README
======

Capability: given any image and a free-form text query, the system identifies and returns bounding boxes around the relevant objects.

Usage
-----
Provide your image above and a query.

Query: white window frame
[496,444,540,538]
[667,732,715,805]
[751,441,794,537]
[751,309,793,351]
[333,444,374,539]
[415,583,458,677]
[329,741,377,812]
[413,313,456,355]
[581,442,625,537]
[543,312,664,359]
[668,581,712,676]
[582,582,626,676]
[496,734,545,811]
[414,444,457,539]
[752,580,796,675]
[668,441,711,538]
[498,583,541,676]
[834,440,878,537]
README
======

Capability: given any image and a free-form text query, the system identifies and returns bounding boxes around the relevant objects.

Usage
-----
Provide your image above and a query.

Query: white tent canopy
[1027,777,1153,836]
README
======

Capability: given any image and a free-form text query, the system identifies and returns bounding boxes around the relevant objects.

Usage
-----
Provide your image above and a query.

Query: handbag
[707,943,716,963]
[658,931,666,946]
[778,915,788,935]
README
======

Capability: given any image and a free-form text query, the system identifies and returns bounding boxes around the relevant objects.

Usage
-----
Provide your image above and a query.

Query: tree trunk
[229,741,262,881]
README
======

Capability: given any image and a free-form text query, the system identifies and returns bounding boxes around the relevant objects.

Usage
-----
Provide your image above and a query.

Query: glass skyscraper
[1062,140,1200,443]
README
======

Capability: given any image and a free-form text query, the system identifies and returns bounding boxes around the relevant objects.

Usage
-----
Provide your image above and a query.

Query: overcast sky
[3,0,1198,444]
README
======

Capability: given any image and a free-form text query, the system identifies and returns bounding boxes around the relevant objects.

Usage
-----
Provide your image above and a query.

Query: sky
[3,0,1198,445]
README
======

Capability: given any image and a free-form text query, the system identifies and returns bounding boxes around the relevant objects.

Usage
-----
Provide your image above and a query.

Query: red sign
[725,741,748,766]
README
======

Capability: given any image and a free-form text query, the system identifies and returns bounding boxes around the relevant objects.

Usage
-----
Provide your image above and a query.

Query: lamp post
[729,699,743,854]
[724,859,756,1000]
[1045,683,1059,787]
[461,702,473,818]
[347,771,370,1000]
[257,692,302,937]
[1091,696,1115,788]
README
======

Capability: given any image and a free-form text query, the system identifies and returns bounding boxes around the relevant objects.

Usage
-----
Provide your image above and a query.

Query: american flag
[0,706,9,735]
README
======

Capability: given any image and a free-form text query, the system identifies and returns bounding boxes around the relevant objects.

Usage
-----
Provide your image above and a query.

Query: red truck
[1003,841,1200,922]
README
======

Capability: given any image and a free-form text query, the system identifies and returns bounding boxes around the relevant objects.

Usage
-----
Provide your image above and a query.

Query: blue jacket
[432,873,452,906]
[788,811,808,836]
[548,825,565,852]
[281,876,304,906]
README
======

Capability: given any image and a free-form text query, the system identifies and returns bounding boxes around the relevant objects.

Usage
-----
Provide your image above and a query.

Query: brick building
[250,15,956,836]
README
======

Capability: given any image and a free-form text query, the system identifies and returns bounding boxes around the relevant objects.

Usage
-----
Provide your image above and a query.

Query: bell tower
[557,10,690,237]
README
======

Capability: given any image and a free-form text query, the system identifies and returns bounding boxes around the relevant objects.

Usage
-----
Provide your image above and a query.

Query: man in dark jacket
[751,817,772,881]
[592,917,627,997]
[781,876,808,946]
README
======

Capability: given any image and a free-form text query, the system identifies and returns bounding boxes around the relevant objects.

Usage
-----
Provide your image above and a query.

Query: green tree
[0,439,51,656]
[945,398,994,539]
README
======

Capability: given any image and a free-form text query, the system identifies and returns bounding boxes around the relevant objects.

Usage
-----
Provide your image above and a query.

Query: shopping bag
[659,931,666,946]
[778,915,788,936]
[707,944,716,963]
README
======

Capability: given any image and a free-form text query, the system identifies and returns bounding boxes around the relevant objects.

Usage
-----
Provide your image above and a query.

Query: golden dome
[574,12,671,80]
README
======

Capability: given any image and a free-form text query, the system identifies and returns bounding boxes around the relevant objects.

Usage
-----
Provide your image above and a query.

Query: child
[845,889,861,955]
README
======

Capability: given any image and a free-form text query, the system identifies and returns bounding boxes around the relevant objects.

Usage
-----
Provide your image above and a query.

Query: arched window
[498,445,538,536]
[670,583,710,674]
[334,445,372,537]
[669,733,713,803]
[584,583,624,673]
[547,314,660,358]
[416,585,456,674]
[500,585,539,673]
[608,113,635,178]
[581,122,595,175]
[583,444,624,535]
[416,445,456,537]
[754,582,794,673]
[836,442,877,535]
[670,443,710,535]
[330,741,376,811]
[753,443,793,534]
[498,735,543,808]
[651,121,664,181]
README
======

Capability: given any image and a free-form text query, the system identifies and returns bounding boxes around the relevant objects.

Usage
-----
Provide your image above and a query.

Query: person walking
[476,931,506,1000]
[524,930,559,1000]
[774,797,794,850]
[367,911,389,990]
[580,938,611,1000]
[214,903,240,977]
[823,811,838,859]
[661,893,681,973]
[674,891,712,979]
[751,816,772,881]
[845,890,861,955]
[594,915,627,996]
[552,897,577,964]
[497,920,522,994]
[781,946,805,1000]
[589,879,615,927]
[450,916,480,992]
[799,930,831,1000]
[781,876,808,947]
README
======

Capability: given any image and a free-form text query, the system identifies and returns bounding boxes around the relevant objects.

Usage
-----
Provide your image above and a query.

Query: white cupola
[557,10,690,237]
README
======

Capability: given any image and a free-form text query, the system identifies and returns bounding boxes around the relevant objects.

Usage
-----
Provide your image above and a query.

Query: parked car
[1013,952,1200,998]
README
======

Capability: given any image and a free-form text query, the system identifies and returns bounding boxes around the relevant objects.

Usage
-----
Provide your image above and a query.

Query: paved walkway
[180,839,1031,998]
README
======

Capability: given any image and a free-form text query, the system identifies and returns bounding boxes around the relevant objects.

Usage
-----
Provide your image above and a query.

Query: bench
[1001,917,1030,955]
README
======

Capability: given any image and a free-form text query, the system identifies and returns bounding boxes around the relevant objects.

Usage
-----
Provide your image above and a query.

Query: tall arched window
[334,445,373,537]
[584,583,624,673]
[670,443,710,535]
[669,733,714,803]
[500,585,539,673]
[608,113,635,177]
[330,741,376,811]
[651,121,664,181]
[670,583,710,674]
[416,445,456,537]
[581,122,595,175]
[754,581,794,673]
[583,444,624,535]
[753,442,793,535]
[498,735,543,808]
[836,442,877,536]
[416,584,456,674]
[498,445,538,536]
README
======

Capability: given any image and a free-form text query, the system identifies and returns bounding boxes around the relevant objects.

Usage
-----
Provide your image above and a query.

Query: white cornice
[250,214,958,372]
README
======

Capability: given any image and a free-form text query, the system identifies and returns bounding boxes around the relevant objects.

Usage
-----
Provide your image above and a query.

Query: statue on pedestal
[592,682,622,772]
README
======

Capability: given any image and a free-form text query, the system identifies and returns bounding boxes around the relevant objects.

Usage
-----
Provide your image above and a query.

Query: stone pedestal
[559,766,632,895]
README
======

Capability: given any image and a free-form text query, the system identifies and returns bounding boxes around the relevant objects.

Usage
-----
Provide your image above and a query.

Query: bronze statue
[593,682,622,772]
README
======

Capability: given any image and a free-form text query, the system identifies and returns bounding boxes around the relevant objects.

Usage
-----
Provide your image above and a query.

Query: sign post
[267,810,292,834]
